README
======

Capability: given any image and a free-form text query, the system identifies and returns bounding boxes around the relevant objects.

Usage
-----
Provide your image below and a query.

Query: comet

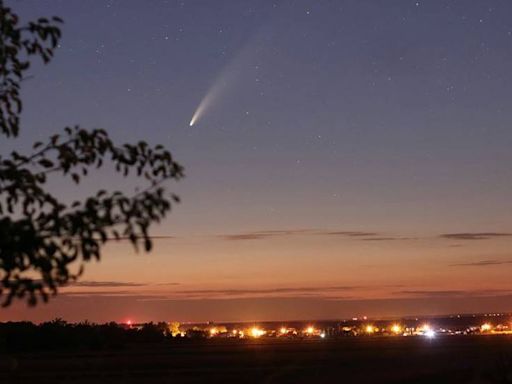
[188,32,263,127]
[189,77,228,126]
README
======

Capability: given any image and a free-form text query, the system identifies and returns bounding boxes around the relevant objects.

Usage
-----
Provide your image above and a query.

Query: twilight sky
[2,0,512,323]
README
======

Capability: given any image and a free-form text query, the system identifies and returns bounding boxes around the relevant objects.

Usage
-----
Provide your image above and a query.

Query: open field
[2,335,512,383]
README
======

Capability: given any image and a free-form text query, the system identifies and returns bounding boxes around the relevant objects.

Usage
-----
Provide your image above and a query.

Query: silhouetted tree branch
[0,1,184,306]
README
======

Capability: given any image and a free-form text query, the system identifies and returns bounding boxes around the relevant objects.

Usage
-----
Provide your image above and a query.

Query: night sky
[3,0,512,323]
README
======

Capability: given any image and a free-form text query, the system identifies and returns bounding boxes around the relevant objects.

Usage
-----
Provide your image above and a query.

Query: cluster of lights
[191,321,504,340]
[231,329,245,338]
[247,325,324,338]
[303,326,326,338]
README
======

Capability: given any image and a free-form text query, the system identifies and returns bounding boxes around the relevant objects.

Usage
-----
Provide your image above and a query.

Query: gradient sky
[2,0,512,323]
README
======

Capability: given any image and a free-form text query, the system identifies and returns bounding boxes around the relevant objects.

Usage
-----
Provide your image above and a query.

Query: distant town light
[306,326,315,335]
[425,330,435,339]
[250,327,265,338]
[365,325,375,334]
[481,323,492,332]
[280,327,287,335]
[391,324,402,334]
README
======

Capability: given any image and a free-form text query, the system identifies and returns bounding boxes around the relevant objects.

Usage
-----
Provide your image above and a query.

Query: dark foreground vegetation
[2,325,512,384]
[0,320,172,352]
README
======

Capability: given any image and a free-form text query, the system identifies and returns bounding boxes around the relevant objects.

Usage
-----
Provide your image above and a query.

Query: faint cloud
[221,233,271,241]
[218,229,413,241]
[323,231,379,237]
[61,291,162,299]
[396,289,512,298]
[68,280,180,288]
[62,290,137,296]
[450,259,512,267]
[69,281,146,288]
[107,235,176,240]
[163,284,406,300]
[220,229,313,241]
[360,237,418,241]
[360,237,397,241]
[172,285,358,297]
[440,233,512,241]
[136,294,356,302]
[61,283,370,300]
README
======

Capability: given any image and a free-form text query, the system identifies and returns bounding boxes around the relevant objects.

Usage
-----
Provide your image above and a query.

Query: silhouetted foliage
[0,1,183,306]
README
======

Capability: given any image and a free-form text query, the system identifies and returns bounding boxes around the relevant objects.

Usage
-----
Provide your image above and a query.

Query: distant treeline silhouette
[0,319,176,352]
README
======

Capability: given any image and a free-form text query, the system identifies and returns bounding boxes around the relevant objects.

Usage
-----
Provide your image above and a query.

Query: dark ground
[2,335,512,383]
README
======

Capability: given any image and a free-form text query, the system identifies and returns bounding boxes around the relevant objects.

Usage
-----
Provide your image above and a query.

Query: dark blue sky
[4,0,512,322]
